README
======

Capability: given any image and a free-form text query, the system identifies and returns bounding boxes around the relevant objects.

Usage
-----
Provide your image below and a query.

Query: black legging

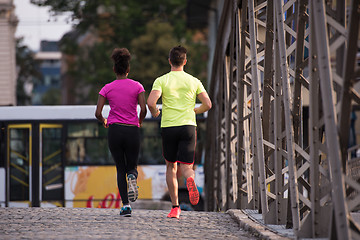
[108,124,140,205]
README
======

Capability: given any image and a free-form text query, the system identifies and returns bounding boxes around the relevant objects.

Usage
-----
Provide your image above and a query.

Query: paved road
[0,208,258,240]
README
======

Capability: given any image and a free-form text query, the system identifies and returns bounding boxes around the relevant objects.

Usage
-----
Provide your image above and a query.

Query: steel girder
[205,0,360,238]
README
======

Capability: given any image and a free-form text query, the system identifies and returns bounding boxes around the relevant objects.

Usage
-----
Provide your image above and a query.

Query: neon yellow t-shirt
[152,71,206,128]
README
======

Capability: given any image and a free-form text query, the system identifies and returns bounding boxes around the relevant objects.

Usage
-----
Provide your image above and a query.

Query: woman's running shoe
[127,174,138,202]
[120,206,132,217]
[186,177,199,205]
[167,207,181,218]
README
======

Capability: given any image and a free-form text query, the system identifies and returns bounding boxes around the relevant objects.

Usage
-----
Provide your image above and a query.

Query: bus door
[40,124,64,207]
[7,124,32,206]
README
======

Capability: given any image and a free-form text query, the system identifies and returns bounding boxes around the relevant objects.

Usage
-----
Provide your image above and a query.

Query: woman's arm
[147,90,161,117]
[138,91,147,126]
[95,94,108,128]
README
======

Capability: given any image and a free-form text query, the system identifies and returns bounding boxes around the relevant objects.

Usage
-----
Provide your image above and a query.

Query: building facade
[0,0,17,106]
[32,41,62,105]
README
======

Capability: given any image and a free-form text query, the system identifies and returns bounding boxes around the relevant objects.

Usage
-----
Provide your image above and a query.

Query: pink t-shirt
[99,79,145,127]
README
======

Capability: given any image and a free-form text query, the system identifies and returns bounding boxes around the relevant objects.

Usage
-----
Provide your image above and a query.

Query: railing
[205,0,360,239]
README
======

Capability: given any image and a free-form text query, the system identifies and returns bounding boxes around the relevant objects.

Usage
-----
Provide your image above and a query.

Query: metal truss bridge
[204,0,360,239]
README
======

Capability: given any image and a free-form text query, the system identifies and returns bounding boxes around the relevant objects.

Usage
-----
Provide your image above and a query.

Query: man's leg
[179,163,195,179]
[180,163,199,205]
[166,161,179,206]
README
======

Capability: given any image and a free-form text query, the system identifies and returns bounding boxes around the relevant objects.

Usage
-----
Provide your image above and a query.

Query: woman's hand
[103,118,109,128]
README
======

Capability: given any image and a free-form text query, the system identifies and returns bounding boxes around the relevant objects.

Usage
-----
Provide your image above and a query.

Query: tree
[130,20,208,94]
[41,88,62,105]
[31,0,208,104]
[130,20,178,93]
[16,38,41,105]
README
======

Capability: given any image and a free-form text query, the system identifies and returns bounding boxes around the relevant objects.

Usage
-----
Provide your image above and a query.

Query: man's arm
[194,92,212,114]
[147,90,162,117]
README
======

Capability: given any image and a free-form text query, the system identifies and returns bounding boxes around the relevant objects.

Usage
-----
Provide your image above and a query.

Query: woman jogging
[95,48,147,217]
[147,46,212,219]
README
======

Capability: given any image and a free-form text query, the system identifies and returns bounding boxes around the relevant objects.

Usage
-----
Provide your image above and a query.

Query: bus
[0,105,207,210]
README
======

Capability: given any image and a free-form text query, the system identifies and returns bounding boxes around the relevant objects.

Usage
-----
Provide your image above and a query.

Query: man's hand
[151,107,161,118]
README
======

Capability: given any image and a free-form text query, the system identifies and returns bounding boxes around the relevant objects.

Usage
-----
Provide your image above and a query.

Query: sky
[14,0,73,51]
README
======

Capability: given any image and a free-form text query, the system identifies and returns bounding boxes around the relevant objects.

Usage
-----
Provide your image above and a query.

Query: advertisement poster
[64,165,168,208]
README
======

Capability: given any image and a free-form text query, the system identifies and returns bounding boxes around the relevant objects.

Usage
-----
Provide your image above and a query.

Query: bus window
[139,121,164,165]
[85,138,111,164]
[41,126,62,202]
[9,127,31,201]
[68,122,99,137]
[66,122,112,165]
[139,119,206,165]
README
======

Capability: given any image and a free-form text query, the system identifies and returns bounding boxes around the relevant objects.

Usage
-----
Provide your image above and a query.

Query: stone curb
[227,209,294,240]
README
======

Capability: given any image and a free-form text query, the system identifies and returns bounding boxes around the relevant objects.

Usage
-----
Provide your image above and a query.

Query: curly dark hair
[111,48,131,75]
[169,46,187,67]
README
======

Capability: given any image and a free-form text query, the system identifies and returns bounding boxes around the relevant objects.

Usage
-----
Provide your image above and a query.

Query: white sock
[123,204,131,208]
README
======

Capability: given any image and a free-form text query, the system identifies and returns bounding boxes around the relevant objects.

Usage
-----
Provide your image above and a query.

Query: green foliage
[130,20,178,93]
[31,0,208,104]
[41,88,62,105]
[184,41,208,88]
[130,20,208,94]
[16,38,42,105]
[60,42,115,104]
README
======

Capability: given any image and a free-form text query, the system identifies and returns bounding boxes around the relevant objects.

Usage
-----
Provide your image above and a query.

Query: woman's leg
[108,125,129,205]
[123,127,140,178]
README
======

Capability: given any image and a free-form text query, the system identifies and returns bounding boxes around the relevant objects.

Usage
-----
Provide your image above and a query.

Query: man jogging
[147,46,212,218]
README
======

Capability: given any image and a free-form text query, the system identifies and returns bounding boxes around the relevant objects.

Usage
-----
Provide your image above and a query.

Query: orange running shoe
[167,207,181,218]
[186,177,199,205]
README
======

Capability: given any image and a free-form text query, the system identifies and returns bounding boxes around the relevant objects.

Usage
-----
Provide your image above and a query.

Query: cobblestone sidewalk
[0,208,257,240]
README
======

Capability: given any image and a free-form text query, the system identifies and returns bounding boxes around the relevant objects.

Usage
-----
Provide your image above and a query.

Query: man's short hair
[169,46,187,67]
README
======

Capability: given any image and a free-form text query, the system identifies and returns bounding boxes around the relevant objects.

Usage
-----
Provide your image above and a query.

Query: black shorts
[161,125,197,164]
